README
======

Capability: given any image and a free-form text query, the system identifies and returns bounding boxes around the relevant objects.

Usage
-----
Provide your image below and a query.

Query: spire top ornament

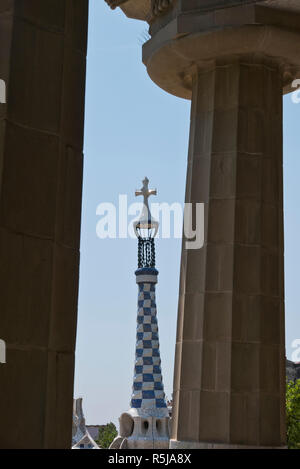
[134,177,159,237]
[135,177,156,206]
[134,177,159,268]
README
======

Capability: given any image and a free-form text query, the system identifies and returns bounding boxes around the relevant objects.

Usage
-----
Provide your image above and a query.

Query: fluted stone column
[170,58,286,448]
[0,0,88,448]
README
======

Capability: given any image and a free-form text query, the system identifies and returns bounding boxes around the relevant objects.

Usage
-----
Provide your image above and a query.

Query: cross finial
[134,177,159,237]
[135,177,157,205]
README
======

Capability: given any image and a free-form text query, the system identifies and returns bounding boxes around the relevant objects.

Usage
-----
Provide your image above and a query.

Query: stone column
[170,58,286,448]
[0,0,88,448]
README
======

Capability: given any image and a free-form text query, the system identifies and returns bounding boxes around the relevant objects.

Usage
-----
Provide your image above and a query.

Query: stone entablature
[105,0,268,23]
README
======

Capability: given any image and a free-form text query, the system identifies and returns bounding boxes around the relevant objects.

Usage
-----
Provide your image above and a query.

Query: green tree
[286,380,300,449]
[96,422,118,449]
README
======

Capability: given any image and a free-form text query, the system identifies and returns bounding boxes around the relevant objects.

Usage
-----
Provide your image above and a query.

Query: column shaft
[0,0,88,448]
[171,58,286,448]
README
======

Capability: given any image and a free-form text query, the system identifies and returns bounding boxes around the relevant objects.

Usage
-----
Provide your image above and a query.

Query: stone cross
[135,177,157,208]
[134,178,158,236]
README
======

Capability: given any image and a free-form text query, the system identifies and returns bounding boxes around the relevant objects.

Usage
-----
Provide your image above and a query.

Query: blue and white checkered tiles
[130,282,167,410]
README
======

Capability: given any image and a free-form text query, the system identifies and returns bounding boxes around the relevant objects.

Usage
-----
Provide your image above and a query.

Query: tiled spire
[110,179,169,449]
[130,268,168,416]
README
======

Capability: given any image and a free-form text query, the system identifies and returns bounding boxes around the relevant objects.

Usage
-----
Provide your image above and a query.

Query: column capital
[142,2,300,99]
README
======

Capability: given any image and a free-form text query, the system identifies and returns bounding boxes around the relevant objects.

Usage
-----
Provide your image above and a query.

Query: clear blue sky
[74,0,300,426]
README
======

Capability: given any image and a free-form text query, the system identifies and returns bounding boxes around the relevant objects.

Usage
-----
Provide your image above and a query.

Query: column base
[169,440,287,449]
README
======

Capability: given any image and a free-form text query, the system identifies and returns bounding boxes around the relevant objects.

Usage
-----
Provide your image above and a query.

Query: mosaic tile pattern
[130,277,167,411]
